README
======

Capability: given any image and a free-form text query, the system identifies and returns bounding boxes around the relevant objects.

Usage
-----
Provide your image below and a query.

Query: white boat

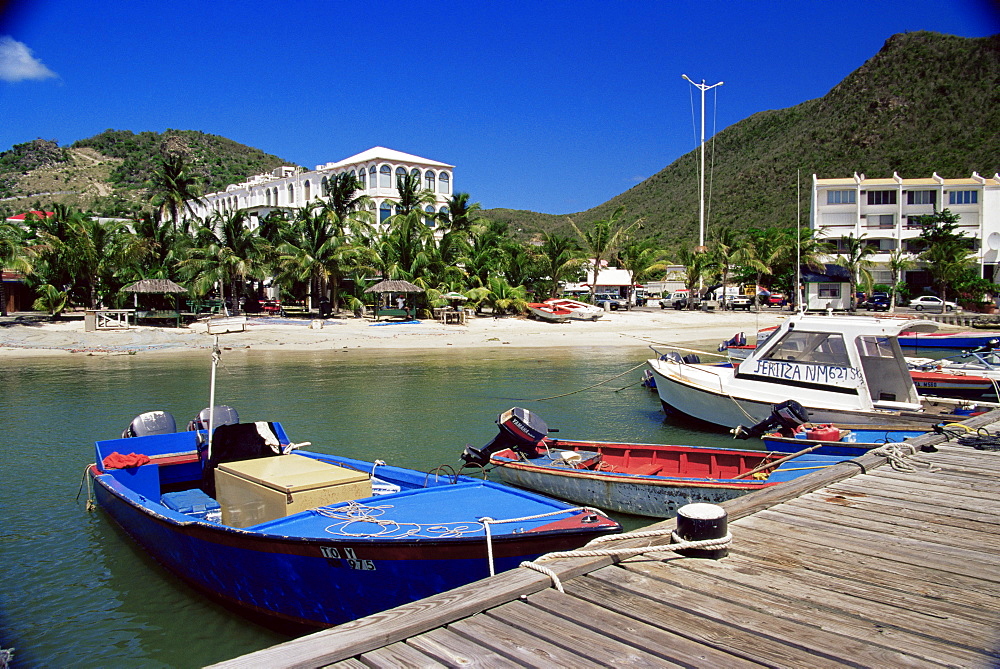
[544,298,604,321]
[648,314,945,428]
[526,302,572,323]
[907,347,1000,380]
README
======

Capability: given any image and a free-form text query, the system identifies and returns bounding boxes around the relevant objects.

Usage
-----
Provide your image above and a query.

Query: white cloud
[0,36,57,83]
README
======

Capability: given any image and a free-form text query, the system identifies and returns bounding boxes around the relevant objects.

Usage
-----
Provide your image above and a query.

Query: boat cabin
[739,315,931,411]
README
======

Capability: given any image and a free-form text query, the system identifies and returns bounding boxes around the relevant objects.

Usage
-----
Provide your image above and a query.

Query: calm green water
[0,344,732,668]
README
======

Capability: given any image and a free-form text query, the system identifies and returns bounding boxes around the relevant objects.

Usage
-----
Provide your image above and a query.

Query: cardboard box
[216,454,371,528]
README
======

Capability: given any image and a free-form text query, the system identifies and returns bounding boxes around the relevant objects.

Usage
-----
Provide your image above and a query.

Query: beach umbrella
[442,291,468,302]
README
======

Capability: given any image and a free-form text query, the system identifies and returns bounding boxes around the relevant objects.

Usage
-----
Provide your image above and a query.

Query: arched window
[304,180,311,202]
[395,166,407,187]
[379,165,391,188]
[266,189,271,206]
[321,176,329,197]
[358,169,366,189]
[411,168,420,179]
[370,166,377,188]
[288,183,295,204]
[424,205,436,227]
[438,172,450,194]
[379,201,393,223]
[425,171,436,192]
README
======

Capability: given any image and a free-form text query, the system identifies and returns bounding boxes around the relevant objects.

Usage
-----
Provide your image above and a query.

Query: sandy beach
[0,309,806,357]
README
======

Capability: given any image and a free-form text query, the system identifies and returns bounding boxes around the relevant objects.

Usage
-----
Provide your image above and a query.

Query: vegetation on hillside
[71,129,292,193]
[0,130,292,218]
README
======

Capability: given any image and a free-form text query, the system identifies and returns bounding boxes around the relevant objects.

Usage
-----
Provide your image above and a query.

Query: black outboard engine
[122,411,177,438]
[731,400,809,440]
[461,407,550,466]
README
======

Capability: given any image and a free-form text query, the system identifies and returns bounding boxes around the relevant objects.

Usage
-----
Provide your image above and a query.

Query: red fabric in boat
[103,452,152,469]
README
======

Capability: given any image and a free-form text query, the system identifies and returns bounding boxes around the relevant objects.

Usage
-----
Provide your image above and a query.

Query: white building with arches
[188,146,455,227]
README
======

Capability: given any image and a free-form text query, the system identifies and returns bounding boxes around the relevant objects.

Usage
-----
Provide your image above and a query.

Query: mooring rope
[76,465,96,511]
[520,530,733,593]
[523,362,648,402]
[480,507,605,576]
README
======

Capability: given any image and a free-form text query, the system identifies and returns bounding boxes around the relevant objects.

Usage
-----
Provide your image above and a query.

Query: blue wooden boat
[461,408,856,518]
[760,427,931,456]
[732,399,970,456]
[898,330,1000,349]
[87,344,619,632]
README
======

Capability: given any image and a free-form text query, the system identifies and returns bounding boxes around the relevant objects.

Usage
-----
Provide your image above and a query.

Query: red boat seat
[630,463,663,476]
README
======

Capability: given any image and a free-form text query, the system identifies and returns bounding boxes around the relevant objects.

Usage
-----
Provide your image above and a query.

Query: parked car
[909,296,958,311]
[863,294,890,311]
[767,293,786,307]
[660,291,691,310]
[594,293,628,310]
[725,295,753,311]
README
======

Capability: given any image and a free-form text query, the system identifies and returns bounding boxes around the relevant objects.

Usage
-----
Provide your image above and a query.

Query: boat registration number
[320,546,376,570]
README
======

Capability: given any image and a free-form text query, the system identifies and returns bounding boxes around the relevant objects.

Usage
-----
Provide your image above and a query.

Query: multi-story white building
[188,146,455,227]
[811,172,1000,287]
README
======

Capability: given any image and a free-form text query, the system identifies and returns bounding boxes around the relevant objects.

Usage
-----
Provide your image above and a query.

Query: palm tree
[618,238,669,304]
[277,204,375,313]
[535,232,583,298]
[381,174,437,279]
[568,206,641,301]
[181,209,272,313]
[676,245,711,308]
[887,248,914,313]
[922,238,974,313]
[0,221,32,316]
[483,275,528,316]
[835,233,875,311]
[147,153,205,232]
[32,284,68,320]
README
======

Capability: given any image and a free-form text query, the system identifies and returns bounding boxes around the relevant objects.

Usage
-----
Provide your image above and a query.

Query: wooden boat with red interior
[461,407,853,518]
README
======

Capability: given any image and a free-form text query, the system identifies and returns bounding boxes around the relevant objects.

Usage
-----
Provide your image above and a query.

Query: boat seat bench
[630,463,664,476]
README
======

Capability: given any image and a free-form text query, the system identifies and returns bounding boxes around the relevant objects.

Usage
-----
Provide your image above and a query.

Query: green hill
[0,130,293,217]
[485,31,1000,245]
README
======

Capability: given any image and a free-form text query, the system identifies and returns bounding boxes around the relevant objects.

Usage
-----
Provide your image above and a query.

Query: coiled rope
[520,527,733,593]
[955,427,1000,450]
[871,442,938,473]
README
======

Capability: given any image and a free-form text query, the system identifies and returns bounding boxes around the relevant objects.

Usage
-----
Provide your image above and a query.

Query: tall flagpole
[682,75,724,250]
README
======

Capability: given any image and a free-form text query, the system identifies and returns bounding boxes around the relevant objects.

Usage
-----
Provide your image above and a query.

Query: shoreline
[0,309,798,358]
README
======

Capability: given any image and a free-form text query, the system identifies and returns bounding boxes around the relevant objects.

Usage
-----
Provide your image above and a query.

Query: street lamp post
[682,75,723,250]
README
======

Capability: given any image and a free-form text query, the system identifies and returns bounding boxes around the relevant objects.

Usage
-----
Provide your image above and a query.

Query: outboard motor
[461,407,550,466]
[187,405,239,431]
[731,400,809,440]
[122,411,177,438]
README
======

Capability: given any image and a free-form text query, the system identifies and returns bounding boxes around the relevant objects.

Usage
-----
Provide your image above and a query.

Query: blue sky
[1,1,997,214]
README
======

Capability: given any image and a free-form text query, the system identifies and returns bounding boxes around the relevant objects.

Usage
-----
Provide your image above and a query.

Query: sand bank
[0,309,807,357]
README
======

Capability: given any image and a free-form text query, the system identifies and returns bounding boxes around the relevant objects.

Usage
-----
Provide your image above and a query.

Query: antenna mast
[682,74,724,250]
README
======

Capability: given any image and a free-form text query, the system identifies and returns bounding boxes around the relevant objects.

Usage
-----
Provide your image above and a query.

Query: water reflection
[1,345,727,667]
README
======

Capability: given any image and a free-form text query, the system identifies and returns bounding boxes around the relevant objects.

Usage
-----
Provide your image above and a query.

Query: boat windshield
[856,335,919,404]
[761,331,850,366]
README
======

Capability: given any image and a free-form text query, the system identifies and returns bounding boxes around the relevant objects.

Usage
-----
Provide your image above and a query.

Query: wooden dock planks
[211,413,1000,669]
